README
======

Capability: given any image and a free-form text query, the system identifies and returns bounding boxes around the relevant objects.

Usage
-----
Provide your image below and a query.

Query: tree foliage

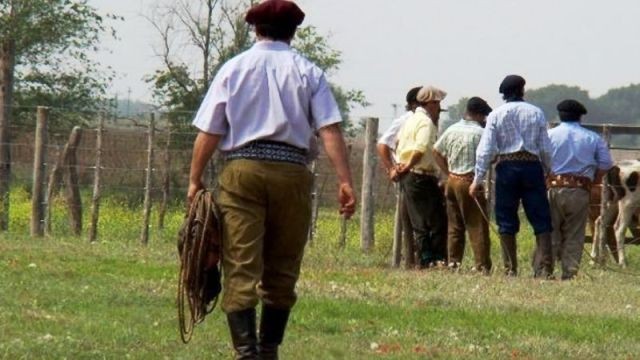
[146,0,368,137]
[526,84,640,125]
[1,0,118,131]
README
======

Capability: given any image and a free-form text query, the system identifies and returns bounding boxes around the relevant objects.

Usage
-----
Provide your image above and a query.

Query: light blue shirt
[193,40,342,151]
[474,101,552,184]
[547,122,613,180]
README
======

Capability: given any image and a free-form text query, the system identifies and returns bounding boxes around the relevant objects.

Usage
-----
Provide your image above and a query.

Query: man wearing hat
[394,86,448,268]
[545,99,613,280]
[470,75,554,278]
[433,97,493,273]
[188,1,356,358]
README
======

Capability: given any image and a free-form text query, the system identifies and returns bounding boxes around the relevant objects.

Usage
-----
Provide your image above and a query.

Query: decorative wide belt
[547,174,592,191]
[448,172,475,182]
[497,151,539,163]
[225,140,308,166]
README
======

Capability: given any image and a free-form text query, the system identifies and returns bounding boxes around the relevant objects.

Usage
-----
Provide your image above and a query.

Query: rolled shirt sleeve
[192,68,230,135]
[310,73,342,130]
[433,131,448,157]
[474,113,497,184]
[595,136,614,170]
[537,114,552,171]
[412,121,432,153]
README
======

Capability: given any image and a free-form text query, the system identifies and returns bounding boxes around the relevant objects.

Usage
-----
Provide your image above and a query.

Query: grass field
[1,189,640,359]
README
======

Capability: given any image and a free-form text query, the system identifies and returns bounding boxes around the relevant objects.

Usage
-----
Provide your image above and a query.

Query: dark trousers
[401,173,447,265]
[495,161,552,235]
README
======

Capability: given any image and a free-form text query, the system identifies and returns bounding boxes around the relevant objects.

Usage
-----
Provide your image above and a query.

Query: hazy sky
[91,0,640,127]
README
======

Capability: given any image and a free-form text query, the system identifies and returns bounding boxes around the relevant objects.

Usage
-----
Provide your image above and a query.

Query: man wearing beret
[545,99,613,280]
[188,1,356,358]
[433,97,493,273]
[394,86,448,268]
[470,75,554,278]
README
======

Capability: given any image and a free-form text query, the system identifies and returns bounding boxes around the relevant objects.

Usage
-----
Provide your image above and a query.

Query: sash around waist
[225,140,308,166]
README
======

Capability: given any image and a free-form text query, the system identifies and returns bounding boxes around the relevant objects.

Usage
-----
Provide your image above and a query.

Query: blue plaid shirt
[474,101,552,184]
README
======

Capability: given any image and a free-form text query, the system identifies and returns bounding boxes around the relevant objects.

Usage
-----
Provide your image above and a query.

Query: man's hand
[389,166,401,182]
[396,163,411,176]
[469,181,483,197]
[187,179,205,205]
[338,183,356,219]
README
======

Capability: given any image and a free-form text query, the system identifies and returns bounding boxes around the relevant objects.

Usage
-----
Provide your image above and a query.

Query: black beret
[557,99,587,115]
[466,97,492,116]
[499,74,526,94]
[406,86,422,104]
[245,0,305,27]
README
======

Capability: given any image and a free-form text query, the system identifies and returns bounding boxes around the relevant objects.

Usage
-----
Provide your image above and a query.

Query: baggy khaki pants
[445,177,492,271]
[216,159,312,313]
[548,187,590,278]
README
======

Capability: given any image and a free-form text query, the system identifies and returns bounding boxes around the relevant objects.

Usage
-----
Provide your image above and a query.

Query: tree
[146,0,367,140]
[595,84,640,125]
[526,84,594,123]
[0,0,117,230]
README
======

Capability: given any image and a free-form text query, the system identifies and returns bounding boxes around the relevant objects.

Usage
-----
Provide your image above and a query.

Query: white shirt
[474,101,552,183]
[192,40,342,151]
[377,111,413,149]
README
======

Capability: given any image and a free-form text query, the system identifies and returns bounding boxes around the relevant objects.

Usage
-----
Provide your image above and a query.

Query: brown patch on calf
[626,171,639,192]
[606,166,625,200]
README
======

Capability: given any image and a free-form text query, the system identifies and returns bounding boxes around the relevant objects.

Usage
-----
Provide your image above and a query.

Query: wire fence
[2,106,399,243]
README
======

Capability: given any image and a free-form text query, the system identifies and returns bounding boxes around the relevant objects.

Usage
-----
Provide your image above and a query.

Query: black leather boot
[533,232,554,279]
[226,308,258,360]
[258,306,291,360]
[500,233,517,276]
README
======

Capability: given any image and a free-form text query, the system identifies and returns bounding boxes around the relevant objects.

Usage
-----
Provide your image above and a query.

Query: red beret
[245,0,305,27]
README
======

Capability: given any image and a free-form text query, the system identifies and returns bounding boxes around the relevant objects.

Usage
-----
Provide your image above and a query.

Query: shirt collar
[460,119,481,127]
[560,121,581,127]
[253,40,291,51]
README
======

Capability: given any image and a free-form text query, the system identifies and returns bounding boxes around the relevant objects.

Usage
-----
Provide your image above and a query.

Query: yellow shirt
[395,107,438,172]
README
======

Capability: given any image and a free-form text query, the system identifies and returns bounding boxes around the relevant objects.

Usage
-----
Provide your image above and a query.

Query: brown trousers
[548,187,590,278]
[445,177,492,271]
[216,159,312,313]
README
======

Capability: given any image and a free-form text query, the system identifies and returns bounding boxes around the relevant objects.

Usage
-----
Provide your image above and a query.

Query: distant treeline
[448,83,640,126]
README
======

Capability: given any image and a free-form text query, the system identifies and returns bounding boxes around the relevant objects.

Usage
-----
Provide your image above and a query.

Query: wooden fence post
[30,106,48,237]
[158,127,171,230]
[391,184,402,267]
[63,127,83,236]
[597,124,611,262]
[360,117,378,252]
[338,144,352,249]
[308,159,319,245]
[88,113,105,242]
[140,113,155,245]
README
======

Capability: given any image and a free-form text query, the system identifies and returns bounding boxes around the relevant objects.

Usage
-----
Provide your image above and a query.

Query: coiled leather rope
[177,189,222,343]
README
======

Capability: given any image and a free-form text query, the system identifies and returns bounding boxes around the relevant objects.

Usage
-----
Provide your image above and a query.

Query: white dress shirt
[192,40,342,151]
[377,111,413,149]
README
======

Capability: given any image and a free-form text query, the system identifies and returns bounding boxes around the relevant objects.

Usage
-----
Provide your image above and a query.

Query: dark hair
[502,88,524,102]
[255,23,297,41]
[558,111,581,122]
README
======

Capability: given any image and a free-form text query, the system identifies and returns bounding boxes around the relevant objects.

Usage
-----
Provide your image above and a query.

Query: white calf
[591,160,640,267]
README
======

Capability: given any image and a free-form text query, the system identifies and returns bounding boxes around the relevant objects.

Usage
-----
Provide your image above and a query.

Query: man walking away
[470,75,554,278]
[188,1,356,358]
[395,86,448,268]
[434,97,493,273]
[546,99,613,280]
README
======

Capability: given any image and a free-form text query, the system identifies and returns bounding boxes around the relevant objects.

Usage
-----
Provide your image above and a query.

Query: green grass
[1,191,640,359]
